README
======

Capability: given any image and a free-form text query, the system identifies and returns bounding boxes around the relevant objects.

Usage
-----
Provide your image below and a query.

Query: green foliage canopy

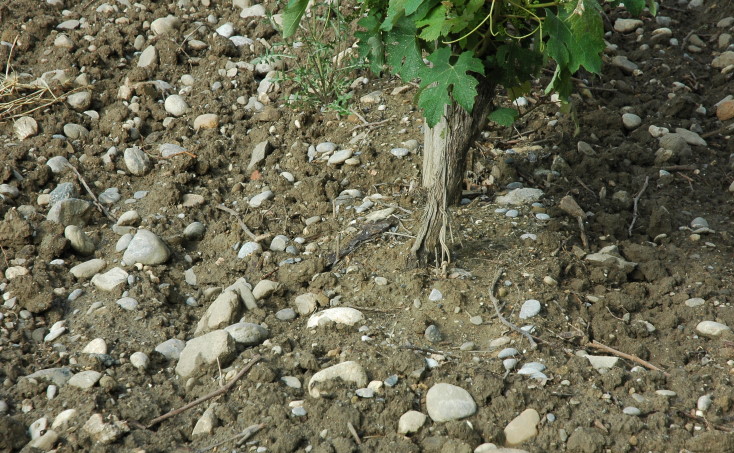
[283,0,656,127]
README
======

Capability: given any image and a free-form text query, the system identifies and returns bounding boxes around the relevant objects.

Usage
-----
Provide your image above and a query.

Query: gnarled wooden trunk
[411,79,496,265]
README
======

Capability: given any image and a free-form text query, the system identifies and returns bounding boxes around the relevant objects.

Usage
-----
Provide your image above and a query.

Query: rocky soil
[2,0,734,452]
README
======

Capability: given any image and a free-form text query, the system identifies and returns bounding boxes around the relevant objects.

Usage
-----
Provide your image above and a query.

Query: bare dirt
[2,0,734,452]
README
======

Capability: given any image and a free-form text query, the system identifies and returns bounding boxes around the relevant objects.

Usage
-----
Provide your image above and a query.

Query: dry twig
[65,163,118,223]
[215,204,258,241]
[587,340,668,376]
[627,176,649,236]
[197,423,266,452]
[347,422,362,445]
[147,355,261,428]
[488,268,538,349]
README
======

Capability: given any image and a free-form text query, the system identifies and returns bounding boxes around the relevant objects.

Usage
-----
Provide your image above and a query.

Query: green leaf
[488,108,519,127]
[624,0,645,16]
[416,5,449,41]
[386,16,426,80]
[417,48,484,127]
[356,14,386,74]
[282,0,309,39]
[544,0,604,74]
[383,0,408,31]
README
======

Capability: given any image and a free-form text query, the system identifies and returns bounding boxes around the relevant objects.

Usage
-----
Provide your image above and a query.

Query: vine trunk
[410,79,496,265]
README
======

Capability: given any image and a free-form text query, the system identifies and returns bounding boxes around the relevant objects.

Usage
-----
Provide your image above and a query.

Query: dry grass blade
[0,73,89,123]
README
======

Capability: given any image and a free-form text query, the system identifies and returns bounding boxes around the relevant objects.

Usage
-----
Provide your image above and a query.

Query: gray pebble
[64,225,96,255]
[224,322,269,345]
[238,241,262,258]
[63,123,89,140]
[498,348,520,359]
[384,375,399,387]
[327,149,353,165]
[115,234,132,252]
[130,352,150,370]
[68,370,102,389]
[425,324,442,343]
[505,209,519,218]
[249,190,274,208]
[116,297,138,311]
[622,113,642,130]
[356,388,375,398]
[46,156,70,173]
[519,299,541,319]
[270,235,289,252]
[469,316,483,325]
[49,183,77,205]
[14,116,38,140]
[122,229,170,265]
[159,143,186,157]
[281,376,301,388]
[47,198,93,226]
[390,147,410,158]
[623,406,641,416]
[99,188,120,204]
[70,259,106,279]
[291,407,307,417]
[685,297,705,307]
[67,91,91,111]
[154,339,186,360]
[164,94,188,117]
[276,308,297,321]
[691,217,709,229]
[425,383,476,422]
[67,288,84,301]
[183,222,206,241]
[124,147,151,176]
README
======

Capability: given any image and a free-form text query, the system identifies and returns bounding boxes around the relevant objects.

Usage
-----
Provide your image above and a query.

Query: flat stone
[194,114,219,130]
[307,307,365,328]
[155,339,186,360]
[281,376,302,388]
[611,55,638,73]
[308,361,367,398]
[47,198,93,226]
[82,413,128,444]
[712,51,734,68]
[586,355,619,371]
[122,229,170,265]
[68,370,102,389]
[115,234,132,252]
[224,322,269,345]
[674,128,707,146]
[240,4,266,17]
[248,140,272,170]
[184,222,206,241]
[116,297,138,311]
[585,245,637,273]
[496,188,544,205]
[175,330,237,379]
[26,368,74,387]
[14,116,38,140]
[195,290,242,335]
[63,123,89,140]
[685,297,706,307]
[70,259,106,279]
[65,225,96,255]
[398,410,427,434]
[117,210,140,226]
[91,267,128,291]
[504,409,540,446]
[426,383,477,422]
[327,149,353,165]
[46,156,70,173]
[192,406,218,437]
[28,430,58,450]
[696,320,732,337]
[276,308,296,320]
[519,299,541,319]
[614,18,643,32]
[182,194,205,207]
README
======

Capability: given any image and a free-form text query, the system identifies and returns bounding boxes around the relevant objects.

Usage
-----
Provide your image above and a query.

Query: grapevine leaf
[383,0,408,31]
[544,1,604,74]
[282,0,309,39]
[487,44,543,89]
[488,108,519,127]
[623,0,645,16]
[356,14,386,74]
[405,0,425,15]
[386,16,426,80]
[418,48,484,127]
[417,5,449,41]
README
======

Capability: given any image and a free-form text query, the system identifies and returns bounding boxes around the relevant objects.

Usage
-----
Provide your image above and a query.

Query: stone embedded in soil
[47,198,93,226]
[622,113,641,130]
[68,370,102,389]
[696,320,732,337]
[586,355,620,371]
[150,15,181,35]
[614,18,642,33]
[476,446,531,453]
[294,292,326,315]
[124,147,151,176]
[398,410,427,434]
[611,55,638,73]
[307,307,365,328]
[91,267,128,291]
[238,241,262,258]
[138,45,158,67]
[224,322,269,345]
[176,330,237,379]
[70,259,106,279]
[130,352,150,370]
[82,338,107,355]
[15,116,38,140]
[425,383,476,422]
[519,299,541,319]
[281,376,301,388]
[116,297,138,311]
[67,91,91,111]
[122,229,170,265]
[194,114,219,130]
[195,290,242,335]
[28,430,58,450]
[270,234,289,251]
[585,245,637,273]
[674,128,707,146]
[46,156,70,173]
[711,51,734,69]
[249,190,274,208]
[184,222,206,241]
[63,123,89,139]
[26,368,74,387]
[425,324,443,343]
[164,94,189,117]
[504,408,540,446]
[117,210,140,226]
[252,280,280,300]
[496,188,544,205]
[276,308,296,321]
[623,406,642,416]
[327,149,354,165]
[155,339,186,360]
[308,361,367,398]
[82,413,128,445]
[64,225,96,255]
[717,100,734,121]
[240,4,266,17]
[685,297,705,307]
[192,405,218,437]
